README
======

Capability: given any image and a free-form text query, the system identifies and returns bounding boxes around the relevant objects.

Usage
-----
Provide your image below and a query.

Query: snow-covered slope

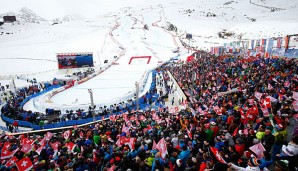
[0,0,297,112]
[0,7,45,23]
[0,0,297,75]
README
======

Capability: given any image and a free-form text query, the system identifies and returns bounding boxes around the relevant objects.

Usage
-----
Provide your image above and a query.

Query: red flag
[122,125,130,135]
[293,92,298,101]
[284,81,290,88]
[63,130,71,140]
[21,143,32,154]
[249,143,266,159]
[233,127,239,137]
[210,147,226,164]
[135,119,140,125]
[123,113,128,123]
[246,110,255,122]
[156,138,168,158]
[247,99,254,105]
[266,96,277,102]
[21,137,35,145]
[109,115,116,122]
[147,124,152,131]
[116,137,133,148]
[5,156,18,167]
[108,164,116,171]
[251,105,259,115]
[243,128,249,136]
[228,100,233,107]
[239,108,247,124]
[130,116,136,121]
[65,142,76,151]
[115,138,121,147]
[39,137,46,147]
[213,106,222,115]
[125,137,136,150]
[293,101,298,111]
[139,115,146,121]
[262,98,271,108]
[35,145,44,155]
[152,140,157,150]
[51,142,59,152]
[254,92,263,101]
[268,83,274,90]
[261,107,269,117]
[45,132,53,141]
[7,135,14,139]
[2,142,11,150]
[186,127,193,139]
[16,157,33,171]
[1,148,18,159]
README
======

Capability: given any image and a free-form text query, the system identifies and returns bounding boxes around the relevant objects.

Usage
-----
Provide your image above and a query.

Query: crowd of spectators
[0,51,297,171]
[1,85,44,124]
[1,72,161,130]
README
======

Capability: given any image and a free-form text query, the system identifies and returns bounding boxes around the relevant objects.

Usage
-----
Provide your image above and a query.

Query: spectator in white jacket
[228,157,267,171]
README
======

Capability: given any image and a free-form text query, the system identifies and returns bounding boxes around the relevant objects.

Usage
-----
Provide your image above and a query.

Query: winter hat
[248,157,261,167]
[175,145,180,150]
[110,158,115,164]
[275,160,288,170]
[282,145,295,156]
[210,122,216,126]
[115,157,121,162]
[135,156,141,163]
[236,138,244,144]
[176,159,182,167]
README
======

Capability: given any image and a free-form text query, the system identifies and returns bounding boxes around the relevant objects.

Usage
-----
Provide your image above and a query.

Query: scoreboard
[57,52,94,69]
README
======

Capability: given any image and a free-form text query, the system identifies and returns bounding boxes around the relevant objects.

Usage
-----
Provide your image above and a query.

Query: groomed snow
[1,0,297,113]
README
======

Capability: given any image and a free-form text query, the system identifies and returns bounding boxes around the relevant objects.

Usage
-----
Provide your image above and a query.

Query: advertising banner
[57,53,94,69]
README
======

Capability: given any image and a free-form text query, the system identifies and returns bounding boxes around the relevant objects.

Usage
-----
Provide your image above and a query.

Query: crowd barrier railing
[1,70,159,130]
[19,85,61,108]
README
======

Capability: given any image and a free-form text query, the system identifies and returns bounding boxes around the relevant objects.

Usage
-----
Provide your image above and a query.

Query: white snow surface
[0,0,297,112]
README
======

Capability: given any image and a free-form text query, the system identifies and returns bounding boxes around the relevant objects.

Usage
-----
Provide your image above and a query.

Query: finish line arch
[128,56,151,64]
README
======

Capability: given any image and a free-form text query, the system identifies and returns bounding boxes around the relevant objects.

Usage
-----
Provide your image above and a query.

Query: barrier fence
[1,71,161,130]
[19,85,62,108]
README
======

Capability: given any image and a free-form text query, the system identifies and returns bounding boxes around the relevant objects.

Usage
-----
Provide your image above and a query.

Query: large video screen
[57,53,94,69]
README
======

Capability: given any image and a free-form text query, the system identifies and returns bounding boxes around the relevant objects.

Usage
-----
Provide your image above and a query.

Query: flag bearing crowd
[0,51,298,171]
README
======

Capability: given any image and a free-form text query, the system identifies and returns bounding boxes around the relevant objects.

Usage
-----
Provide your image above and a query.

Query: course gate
[128,56,151,64]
